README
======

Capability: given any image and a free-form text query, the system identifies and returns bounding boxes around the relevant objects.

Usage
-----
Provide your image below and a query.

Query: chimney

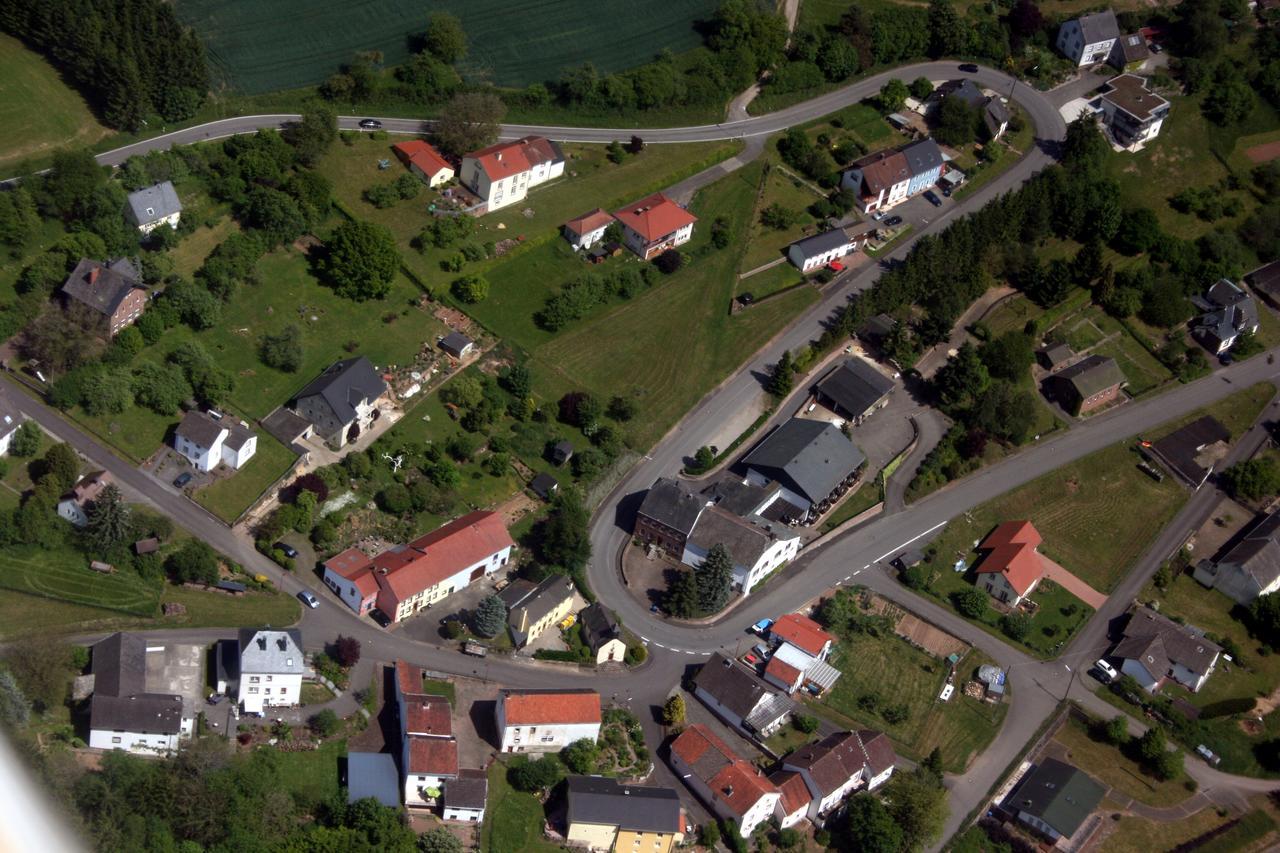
[88,267,101,284]
[257,637,267,650]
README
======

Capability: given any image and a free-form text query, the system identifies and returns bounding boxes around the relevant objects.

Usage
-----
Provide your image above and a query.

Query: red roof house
[770,613,836,660]
[392,139,454,186]
[563,208,616,250]
[974,520,1045,605]
[669,724,780,836]
[613,192,698,260]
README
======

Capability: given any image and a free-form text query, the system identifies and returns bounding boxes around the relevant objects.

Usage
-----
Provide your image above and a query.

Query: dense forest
[0,0,208,129]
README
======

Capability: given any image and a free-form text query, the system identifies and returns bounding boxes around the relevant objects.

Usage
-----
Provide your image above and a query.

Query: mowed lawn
[740,161,824,272]
[1054,715,1193,808]
[481,762,564,853]
[0,33,109,174]
[0,544,160,616]
[193,432,298,523]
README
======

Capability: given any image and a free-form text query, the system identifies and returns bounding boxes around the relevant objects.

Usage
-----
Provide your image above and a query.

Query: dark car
[371,609,392,628]
[883,215,903,227]
[358,119,382,129]
[173,472,193,488]
[923,190,943,207]
[959,63,979,73]
[276,542,299,559]
[1220,352,1235,366]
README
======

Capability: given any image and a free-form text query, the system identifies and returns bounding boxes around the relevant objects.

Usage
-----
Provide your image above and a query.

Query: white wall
[175,431,224,473]
[323,567,375,614]
[0,424,17,457]
[499,720,600,752]
[739,536,801,595]
[692,685,747,731]
[567,224,608,251]
[58,499,89,528]
[89,728,179,753]
[239,672,303,713]
[444,804,485,822]
[224,436,257,469]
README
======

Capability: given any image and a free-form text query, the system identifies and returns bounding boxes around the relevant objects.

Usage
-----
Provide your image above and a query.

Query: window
[264,688,272,694]
[266,675,273,682]
[112,737,121,744]
[248,687,259,694]
[279,688,287,695]
[249,676,260,683]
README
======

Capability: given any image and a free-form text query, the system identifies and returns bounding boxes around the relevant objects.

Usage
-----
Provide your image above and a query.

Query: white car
[297,590,319,609]
[1093,659,1118,683]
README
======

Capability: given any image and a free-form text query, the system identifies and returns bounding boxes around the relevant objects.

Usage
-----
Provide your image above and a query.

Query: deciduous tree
[324,220,400,300]
[434,93,505,157]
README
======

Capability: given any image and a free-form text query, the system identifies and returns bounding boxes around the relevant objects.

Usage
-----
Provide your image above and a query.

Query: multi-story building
[60,257,148,337]
[126,181,183,233]
[290,356,388,449]
[496,688,601,753]
[840,138,943,213]
[57,470,112,528]
[565,776,686,853]
[87,633,189,753]
[668,724,780,836]
[1056,10,1120,65]
[173,409,257,473]
[501,574,575,648]
[460,136,565,213]
[781,730,896,823]
[236,629,305,714]
[1094,74,1170,152]
[394,661,458,807]
[613,192,698,260]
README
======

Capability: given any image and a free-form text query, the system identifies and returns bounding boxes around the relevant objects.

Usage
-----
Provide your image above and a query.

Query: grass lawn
[738,262,807,301]
[1054,715,1193,807]
[481,761,565,853]
[0,543,160,616]
[1101,807,1232,853]
[1197,809,1278,853]
[763,720,818,758]
[301,682,334,705]
[169,216,240,279]
[0,33,110,174]
[740,161,823,272]
[819,481,883,534]
[273,737,345,806]
[193,432,298,523]
[419,677,456,705]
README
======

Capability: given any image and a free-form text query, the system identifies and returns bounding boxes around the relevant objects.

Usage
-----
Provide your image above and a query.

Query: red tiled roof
[857,729,896,777]
[765,656,802,686]
[395,659,424,699]
[669,723,736,767]
[974,521,1044,596]
[564,208,615,236]
[407,734,458,776]
[613,192,698,243]
[379,511,514,602]
[501,689,601,725]
[770,770,812,816]
[67,471,111,505]
[325,548,378,598]
[467,135,559,182]
[404,694,453,737]
[393,139,452,177]
[853,150,910,195]
[709,761,778,819]
[771,614,835,658]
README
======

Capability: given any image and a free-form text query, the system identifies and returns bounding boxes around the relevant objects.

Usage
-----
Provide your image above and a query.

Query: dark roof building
[1147,415,1229,487]
[530,472,558,500]
[292,357,387,447]
[438,332,474,358]
[505,574,575,647]
[61,258,147,331]
[1192,279,1259,355]
[579,602,621,654]
[346,752,401,806]
[1194,512,1280,604]
[89,633,184,741]
[692,652,794,735]
[1006,758,1105,841]
[445,768,488,814]
[1110,33,1151,67]
[814,358,895,422]
[686,506,784,572]
[1053,355,1126,415]
[901,138,944,178]
[1037,342,1074,371]
[1114,607,1221,693]
[741,418,866,511]
[565,776,684,835]
[783,730,896,797]
[634,477,705,555]
[1246,260,1280,308]
[126,181,182,229]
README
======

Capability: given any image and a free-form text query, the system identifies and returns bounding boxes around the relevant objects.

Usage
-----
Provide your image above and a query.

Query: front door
[470,566,484,581]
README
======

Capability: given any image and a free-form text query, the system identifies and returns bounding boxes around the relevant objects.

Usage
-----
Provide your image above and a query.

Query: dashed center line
[873,520,947,564]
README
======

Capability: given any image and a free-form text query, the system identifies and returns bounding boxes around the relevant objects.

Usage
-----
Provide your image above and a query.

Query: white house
[496,688,601,753]
[321,548,380,615]
[237,629,306,714]
[1191,278,1258,355]
[1193,512,1280,603]
[787,230,859,273]
[692,653,794,738]
[88,633,193,754]
[762,614,843,696]
[1094,74,1170,152]
[57,470,112,528]
[770,771,813,829]
[291,356,388,449]
[613,192,698,260]
[443,769,488,822]
[174,409,257,473]
[0,402,23,456]
[782,730,896,823]
[563,208,615,251]
[1114,608,1221,693]
[682,506,800,596]
[1056,10,1120,66]
[840,138,943,213]
[669,724,780,836]
[393,660,458,807]
[126,181,183,233]
[460,136,565,213]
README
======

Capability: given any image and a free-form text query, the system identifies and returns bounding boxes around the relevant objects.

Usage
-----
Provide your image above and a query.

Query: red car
[828,261,845,272]
[743,653,759,665]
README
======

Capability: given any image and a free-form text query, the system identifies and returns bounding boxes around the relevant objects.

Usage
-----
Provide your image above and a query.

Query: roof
[901,138,944,178]
[613,192,698,243]
[127,181,182,225]
[742,418,866,507]
[92,632,147,698]
[497,578,536,610]
[693,653,784,721]
[942,79,986,109]
[670,722,736,777]
[849,149,910,195]
[710,761,779,819]
[530,472,558,498]
[1114,33,1150,64]
[687,506,780,569]
[407,734,458,776]
[1215,512,1280,590]
[506,574,575,632]
[324,548,379,598]
[378,511,515,602]
[816,358,895,418]
[294,357,387,426]
[1149,415,1230,486]
[61,258,144,318]
[565,208,615,236]
[467,135,563,181]
[772,614,835,657]
[565,776,683,834]
[347,752,401,807]
[984,97,1010,134]
[395,659,425,697]
[670,724,778,818]
[701,478,777,518]
[1245,260,1280,298]
[64,470,112,506]
[770,770,812,816]
[790,229,855,258]
[393,139,452,176]
[1076,9,1120,44]
[1008,758,1105,838]
[765,655,802,686]
[1196,280,1259,342]
[439,332,473,354]
[134,537,160,555]
[222,419,254,451]
[175,410,227,449]
[785,730,892,796]
[1115,607,1222,679]
[1101,74,1169,122]
[638,477,704,536]
[0,399,19,438]
[1040,342,1074,366]
[445,768,488,810]
[974,521,1045,596]
[500,688,600,726]
[1057,355,1125,398]
[237,629,305,675]
[89,633,183,735]
[404,694,452,737]
[579,602,620,651]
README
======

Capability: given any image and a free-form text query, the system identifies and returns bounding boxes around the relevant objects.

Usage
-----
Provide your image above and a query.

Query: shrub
[508,755,562,792]
[332,635,360,667]
[951,587,989,618]
[308,709,340,737]
[653,249,683,274]
[794,714,819,733]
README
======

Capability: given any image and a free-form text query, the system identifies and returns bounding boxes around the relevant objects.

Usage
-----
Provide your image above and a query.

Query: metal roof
[742,418,866,506]
[1007,758,1104,838]
[815,358,895,418]
[346,752,401,806]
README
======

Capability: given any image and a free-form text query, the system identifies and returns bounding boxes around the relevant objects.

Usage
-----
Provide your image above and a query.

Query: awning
[802,659,842,692]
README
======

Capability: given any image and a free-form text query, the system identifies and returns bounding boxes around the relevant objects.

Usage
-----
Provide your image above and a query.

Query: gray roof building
[637,477,705,537]
[1148,415,1229,487]
[700,478,778,518]
[815,358,895,421]
[445,768,488,810]
[237,629,306,676]
[1246,260,1280,306]
[1077,10,1120,44]
[901,138,943,178]
[293,357,387,427]
[783,730,896,796]
[530,472,558,500]
[1192,279,1259,352]
[1057,355,1126,399]
[505,574,575,646]
[126,181,182,227]
[1194,512,1280,604]
[579,602,621,653]
[687,505,778,569]
[1111,33,1150,67]
[984,97,1010,137]
[789,229,854,259]
[0,399,22,438]
[439,332,474,358]
[1114,607,1221,685]
[61,257,145,319]
[693,652,794,733]
[175,409,227,449]
[90,633,184,735]
[346,752,401,806]
[742,418,866,509]
[1006,758,1105,840]
[565,776,684,834]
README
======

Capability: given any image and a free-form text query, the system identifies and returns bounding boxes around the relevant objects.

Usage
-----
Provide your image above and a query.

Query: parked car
[923,190,943,207]
[941,186,953,198]
[297,590,319,609]
[173,472,193,488]
[872,210,886,221]
[1149,42,1163,54]
[371,609,392,628]
[1220,352,1235,366]
[1196,744,1221,766]
[883,215,903,227]
[207,693,225,705]
[743,653,759,665]
[358,119,382,129]
[276,542,299,559]
[1092,659,1118,683]
[959,63,979,73]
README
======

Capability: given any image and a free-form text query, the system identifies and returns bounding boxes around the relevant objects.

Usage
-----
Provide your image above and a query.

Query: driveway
[1040,555,1108,610]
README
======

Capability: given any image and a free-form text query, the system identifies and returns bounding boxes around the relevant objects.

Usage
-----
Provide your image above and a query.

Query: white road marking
[639,636,649,644]
[873,520,947,564]
[842,575,851,582]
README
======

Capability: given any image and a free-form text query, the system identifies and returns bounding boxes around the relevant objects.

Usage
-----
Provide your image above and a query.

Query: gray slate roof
[347,752,401,807]
[693,652,793,724]
[1215,512,1280,590]
[790,229,854,258]
[1077,9,1120,43]
[687,506,777,567]
[1114,607,1221,679]
[816,358,895,418]
[984,97,1010,134]
[742,418,866,506]
[61,258,145,318]
[294,357,387,425]
[1008,758,1104,838]
[579,602,620,652]
[127,181,182,225]
[1058,355,1126,398]
[0,399,21,437]
[506,575,574,639]
[565,776,683,833]
[90,633,183,735]
[701,478,777,517]
[445,768,488,810]
[1195,280,1258,345]
[237,629,305,675]
[176,410,226,449]
[637,477,704,536]
[439,332,473,355]
[901,138,943,178]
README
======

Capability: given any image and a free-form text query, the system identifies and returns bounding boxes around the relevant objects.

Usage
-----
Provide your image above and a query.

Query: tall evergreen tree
[84,484,133,552]
[765,350,795,398]
[473,595,506,638]
[696,544,733,614]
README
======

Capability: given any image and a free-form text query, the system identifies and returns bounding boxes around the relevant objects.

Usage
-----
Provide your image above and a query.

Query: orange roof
[395,659,425,698]
[407,734,458,775]
[378,511,515,602]
[765,656,803,686]
[710,761,779,819]
[974,521,1044,596]
[670,723,736,767]
[467,135,560,182]
[771,614,835,657]
[769,770,812,816]
[501,689,600,725]
[393,139,451,177]
[564,208,615,236]
[404,694,453,737]
[324,548,378,598]
[613,192,698,243]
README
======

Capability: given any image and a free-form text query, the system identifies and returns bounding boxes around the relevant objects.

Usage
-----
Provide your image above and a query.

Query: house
[173,409,257,472]
[840,149,910,213]
[1195,512,1280,603]
[1114,607,1221,693]
[364,511,515,624]
[563,208,616,251]
[1056,10,1120,65]
[769,770,813,828]
[495,688,601,753]
[61,258,148,337]
[782,730,896,823]
[787,230,859,273]
[395,661,458,806]
[634,476,706,556]
[321,548,380,615]
[692,653,794,737]
[438,332,474,359]
[1245,259,1280,309]
[579,602,627,664]
[0,400,21,457]
[346,752,402,807]
[613,192,698,260]
[57,470,111,528]
[683,506,801,595]
[858,314,897,348]
[1095,74,1170,152]
[392,139,454,187]
[983,97,1011,141]
[126,181,183,233]
[814,358,896,424]
[1052,354,1126,415]
[742,418,866,518]
[236,629,306,714]
[503,574,575,648]
[552,440,574,466]
[1194,513,1280,603]
[668,724,781,836]
[1109,33,1151,69]
[530,472,559,500]
[443,768,488,822]
[973,520,1046,607]
[87,633,187,753]
[291,356,388,449]
[565,776,686,853]
[1148,415,1230,487]
[764,614,842,695]
[901,138,944,196]
[1005,759,1105,842]
[1192,278,1259,355]
[1037,342,1074,372]
[770,613,835,660]
[460,135,565,213]
[931,80,1009,140]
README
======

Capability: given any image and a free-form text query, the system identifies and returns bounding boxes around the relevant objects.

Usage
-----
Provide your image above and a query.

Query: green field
[740,162,824,272]
[1055,715,1193,808]
[0,544,160,616]
[274,738,345,806]
[1101,808,1233,853]
[193,432,299,523]
[481,761,565,853]
[175,0,720,94]
[0,33,109,174]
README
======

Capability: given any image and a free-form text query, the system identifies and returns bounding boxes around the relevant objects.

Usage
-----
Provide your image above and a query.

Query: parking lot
[394,571,513,647]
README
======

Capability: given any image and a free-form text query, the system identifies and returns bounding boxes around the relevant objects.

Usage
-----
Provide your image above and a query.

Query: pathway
[1040,555,1108,610]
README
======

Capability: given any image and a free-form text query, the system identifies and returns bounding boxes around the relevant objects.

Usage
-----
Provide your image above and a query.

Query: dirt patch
[432,305,474,332]
[293,235,322,253]
[492,490,538,528]
[863,593,969,659]
[1245,141,1280,164]
[1240,717,1264,736]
